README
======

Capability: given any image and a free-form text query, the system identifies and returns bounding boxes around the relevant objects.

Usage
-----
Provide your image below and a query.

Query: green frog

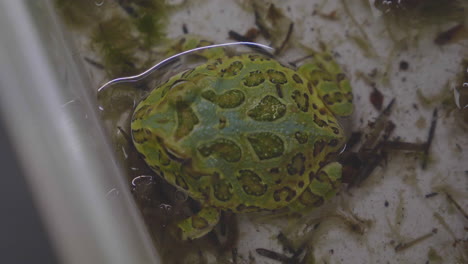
[130,38,353,240]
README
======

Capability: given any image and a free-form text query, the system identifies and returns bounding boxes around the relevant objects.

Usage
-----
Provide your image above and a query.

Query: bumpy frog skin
[131,40,353,240]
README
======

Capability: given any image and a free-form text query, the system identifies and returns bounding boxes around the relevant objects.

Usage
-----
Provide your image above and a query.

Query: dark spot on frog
[307,82,314,94]
[292,74,303,84]
[248,54,266,61]
[267,69,288,84]
[319,161,328,168]
[175,100,199,140]
[131,128,155,144]
[275,84,283,98]
[201,89,245,108]
[247,95,286,121]
[238,170,267,196]
[294,131,308,144]
[269,167,280,174]
[218,117,227,129]
[221,61,244,77]
[298,188,324,207]
[197,138,242,162]
[313,140,326,157]
[313,114,328,127]
[291,90,309,112]
[247,132,285,160]
[328,139,339,147]
[334,92,343,103]
[243,70,265,87]
[319,108,327,115]
[322,94,333,105]
[287,153,306,176]
[273,187,296,202]
[132,104,152,121]
[213,180,233,201]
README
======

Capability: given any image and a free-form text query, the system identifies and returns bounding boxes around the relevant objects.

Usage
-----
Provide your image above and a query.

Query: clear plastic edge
[0,1,160,263]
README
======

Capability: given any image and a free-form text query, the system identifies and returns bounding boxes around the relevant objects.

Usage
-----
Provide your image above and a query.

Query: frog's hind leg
[177,206,221,240]
[288,162,343,212]
[297,53,353,117]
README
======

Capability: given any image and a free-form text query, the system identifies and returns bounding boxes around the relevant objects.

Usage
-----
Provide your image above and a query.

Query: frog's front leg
[288,162,343,212]
[177,206,221,240]
[298,52,353,117]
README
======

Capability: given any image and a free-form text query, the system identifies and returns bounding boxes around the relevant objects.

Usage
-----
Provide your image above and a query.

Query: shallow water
[56,0,468,263]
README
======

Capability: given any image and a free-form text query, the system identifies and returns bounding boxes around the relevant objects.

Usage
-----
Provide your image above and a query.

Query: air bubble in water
[454,85,468,109]
[175,190,188,202]
[131,175,154,187]
[159,203,172,213]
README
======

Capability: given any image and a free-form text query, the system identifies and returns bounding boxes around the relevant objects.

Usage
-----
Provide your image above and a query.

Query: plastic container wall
[0,1,160,263]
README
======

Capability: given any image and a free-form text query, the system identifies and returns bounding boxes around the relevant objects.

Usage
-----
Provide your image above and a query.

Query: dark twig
[256,248,294,263]
[274,23,294,56]
[422,108,437,169]
[394,229,438,252]
[446,193,468,220]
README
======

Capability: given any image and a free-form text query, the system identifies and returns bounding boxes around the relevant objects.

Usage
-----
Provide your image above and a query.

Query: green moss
[131,1,168,48]
[91,17,140,76]
[54,0,102,30]
[56,0,171,77]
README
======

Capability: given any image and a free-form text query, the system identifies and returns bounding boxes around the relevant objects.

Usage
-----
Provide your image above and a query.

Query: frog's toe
[314,80,353,117]
[177,207,221,240]
[288,162,343,212]
[298,56,354,117]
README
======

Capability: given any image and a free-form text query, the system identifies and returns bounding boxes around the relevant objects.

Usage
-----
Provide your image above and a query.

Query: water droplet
[339,143,347,154]
[175,190,188,202]
[131,175,154,187]
[159,203,172,213]
[106,188,119,197]
[454,85,468,109]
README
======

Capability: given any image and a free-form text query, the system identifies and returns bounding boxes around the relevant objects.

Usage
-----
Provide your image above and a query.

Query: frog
[130,37,353,240]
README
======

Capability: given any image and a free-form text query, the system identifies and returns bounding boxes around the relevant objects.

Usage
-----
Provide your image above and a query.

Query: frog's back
[131,54,345,212]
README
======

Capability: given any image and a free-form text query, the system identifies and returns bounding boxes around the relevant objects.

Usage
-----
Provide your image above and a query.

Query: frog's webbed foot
[288,162,343,212]
[297,52,353,117]
[177,206,221,240]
